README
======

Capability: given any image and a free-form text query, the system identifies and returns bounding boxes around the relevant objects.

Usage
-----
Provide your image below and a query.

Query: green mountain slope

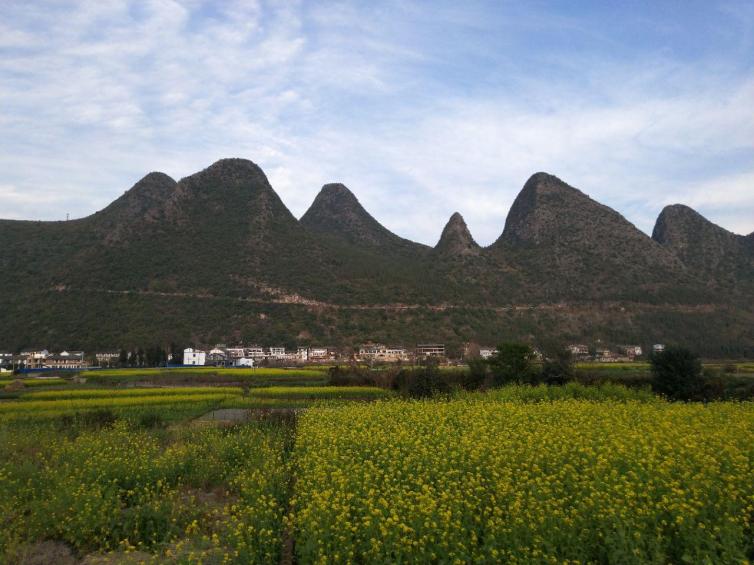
[1,161,751,356]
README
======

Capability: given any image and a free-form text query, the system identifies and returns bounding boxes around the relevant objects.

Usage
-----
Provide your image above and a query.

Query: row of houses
[182,343,450,367]
[0,350,89,371]
[182,345,342,367]
[567,343,664,362]
[1,341,665,372]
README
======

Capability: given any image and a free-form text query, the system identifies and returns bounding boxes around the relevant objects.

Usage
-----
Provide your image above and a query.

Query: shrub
[650,347,703,401]
[465,358,488,389]
[327,365,378,387]
[138,412,165,429]
[539,349,574,385]
[81,409,118,429]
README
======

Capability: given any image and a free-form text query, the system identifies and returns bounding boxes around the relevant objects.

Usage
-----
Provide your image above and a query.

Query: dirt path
[51,285,724,314]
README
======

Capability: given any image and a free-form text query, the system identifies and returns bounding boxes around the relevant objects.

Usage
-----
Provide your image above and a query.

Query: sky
[1,0,753,245]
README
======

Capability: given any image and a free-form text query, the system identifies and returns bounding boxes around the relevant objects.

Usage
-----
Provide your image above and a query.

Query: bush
[327,365,378,387]
[393,367,446,398]
[138,412,165,429]
[538,348,574,385]
[465,358,488,390]
[650,347,703,401]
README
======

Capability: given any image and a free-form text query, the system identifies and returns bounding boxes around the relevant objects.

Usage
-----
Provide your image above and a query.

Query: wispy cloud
[0,0,752,243]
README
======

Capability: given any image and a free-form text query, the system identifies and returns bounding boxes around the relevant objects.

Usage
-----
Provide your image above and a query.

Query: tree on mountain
[488,343,536,386]
[650,346,703,400]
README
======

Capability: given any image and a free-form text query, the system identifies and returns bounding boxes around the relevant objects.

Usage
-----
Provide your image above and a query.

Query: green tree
[465,358,488,389]
[650,346,703,400]
[539,345,574,385]
[488,343,535,386]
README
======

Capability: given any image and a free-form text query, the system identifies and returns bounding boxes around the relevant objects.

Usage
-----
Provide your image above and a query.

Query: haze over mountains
[1,158,752,356]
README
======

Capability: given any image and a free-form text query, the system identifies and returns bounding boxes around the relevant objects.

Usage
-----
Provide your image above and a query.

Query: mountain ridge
[1,158,751,356]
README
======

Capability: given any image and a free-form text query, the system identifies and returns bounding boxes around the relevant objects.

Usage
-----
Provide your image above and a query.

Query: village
[0,341,664,373]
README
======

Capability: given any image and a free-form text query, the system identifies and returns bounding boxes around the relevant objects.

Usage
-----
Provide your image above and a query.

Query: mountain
[300,183,427,254]
[489,172,693,302]
[652,204,753,286]
[0,160,752,357]
[435,213,480,257]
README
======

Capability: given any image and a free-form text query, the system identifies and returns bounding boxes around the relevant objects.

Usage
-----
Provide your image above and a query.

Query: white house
[244,346,265,360]
[183,348,207,366]
[268,347,286,359]
[225,347,245,360]
[297,347,309,362]
[479,347,496,359]
[359,343,409,362]
[652,344,666,353]
[234,357,254,368]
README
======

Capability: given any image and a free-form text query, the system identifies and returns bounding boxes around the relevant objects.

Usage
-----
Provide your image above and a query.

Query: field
[1,380,752,563]
[82,367,329,387]
[83,367,327,378]
[293,398,754,563]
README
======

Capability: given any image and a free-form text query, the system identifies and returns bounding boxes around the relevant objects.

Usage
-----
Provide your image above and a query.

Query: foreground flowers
[292,399,754,563]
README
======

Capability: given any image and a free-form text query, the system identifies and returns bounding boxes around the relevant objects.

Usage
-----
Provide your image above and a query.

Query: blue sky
[1,0,752,244]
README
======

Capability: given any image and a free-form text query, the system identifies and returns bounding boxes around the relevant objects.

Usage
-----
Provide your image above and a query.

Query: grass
[574,361,651,370]
[20,386,242,401]
[0,377,67,388]
[462,381,659,403]
[0,394,237,423]
[244,386,393,400]
[82,367,329,387]
[1,384,392,422]
[83,367,326,378]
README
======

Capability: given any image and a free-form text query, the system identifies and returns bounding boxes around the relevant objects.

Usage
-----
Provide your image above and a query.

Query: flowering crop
[245,386,393,400]
[0,420,292,563]
[0,377,66,387]
[292,398,754,563]
[22,386,242,401]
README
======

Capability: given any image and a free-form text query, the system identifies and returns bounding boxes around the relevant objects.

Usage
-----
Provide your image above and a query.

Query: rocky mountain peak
[653,204,723,247]
[94,171,176,222]
[301,183,423,251]
[435,212,480,256]
[182,158,271,190]
[652,203,752,274]
[499,172,598,245]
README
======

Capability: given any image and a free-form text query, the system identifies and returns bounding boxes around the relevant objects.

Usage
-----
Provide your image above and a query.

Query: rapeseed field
[292,398,754,564]
[2,385,753,563]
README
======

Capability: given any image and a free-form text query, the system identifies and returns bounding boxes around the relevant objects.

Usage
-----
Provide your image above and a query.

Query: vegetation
[0,377,66,388]
[0,420,292,562]
[83,367,326,378]
[488,343,537,385]
[651,346,704,400]
[463,381,659,403]
[83,367,328,387]
[2,377,753,562]
[292,398,754,563]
